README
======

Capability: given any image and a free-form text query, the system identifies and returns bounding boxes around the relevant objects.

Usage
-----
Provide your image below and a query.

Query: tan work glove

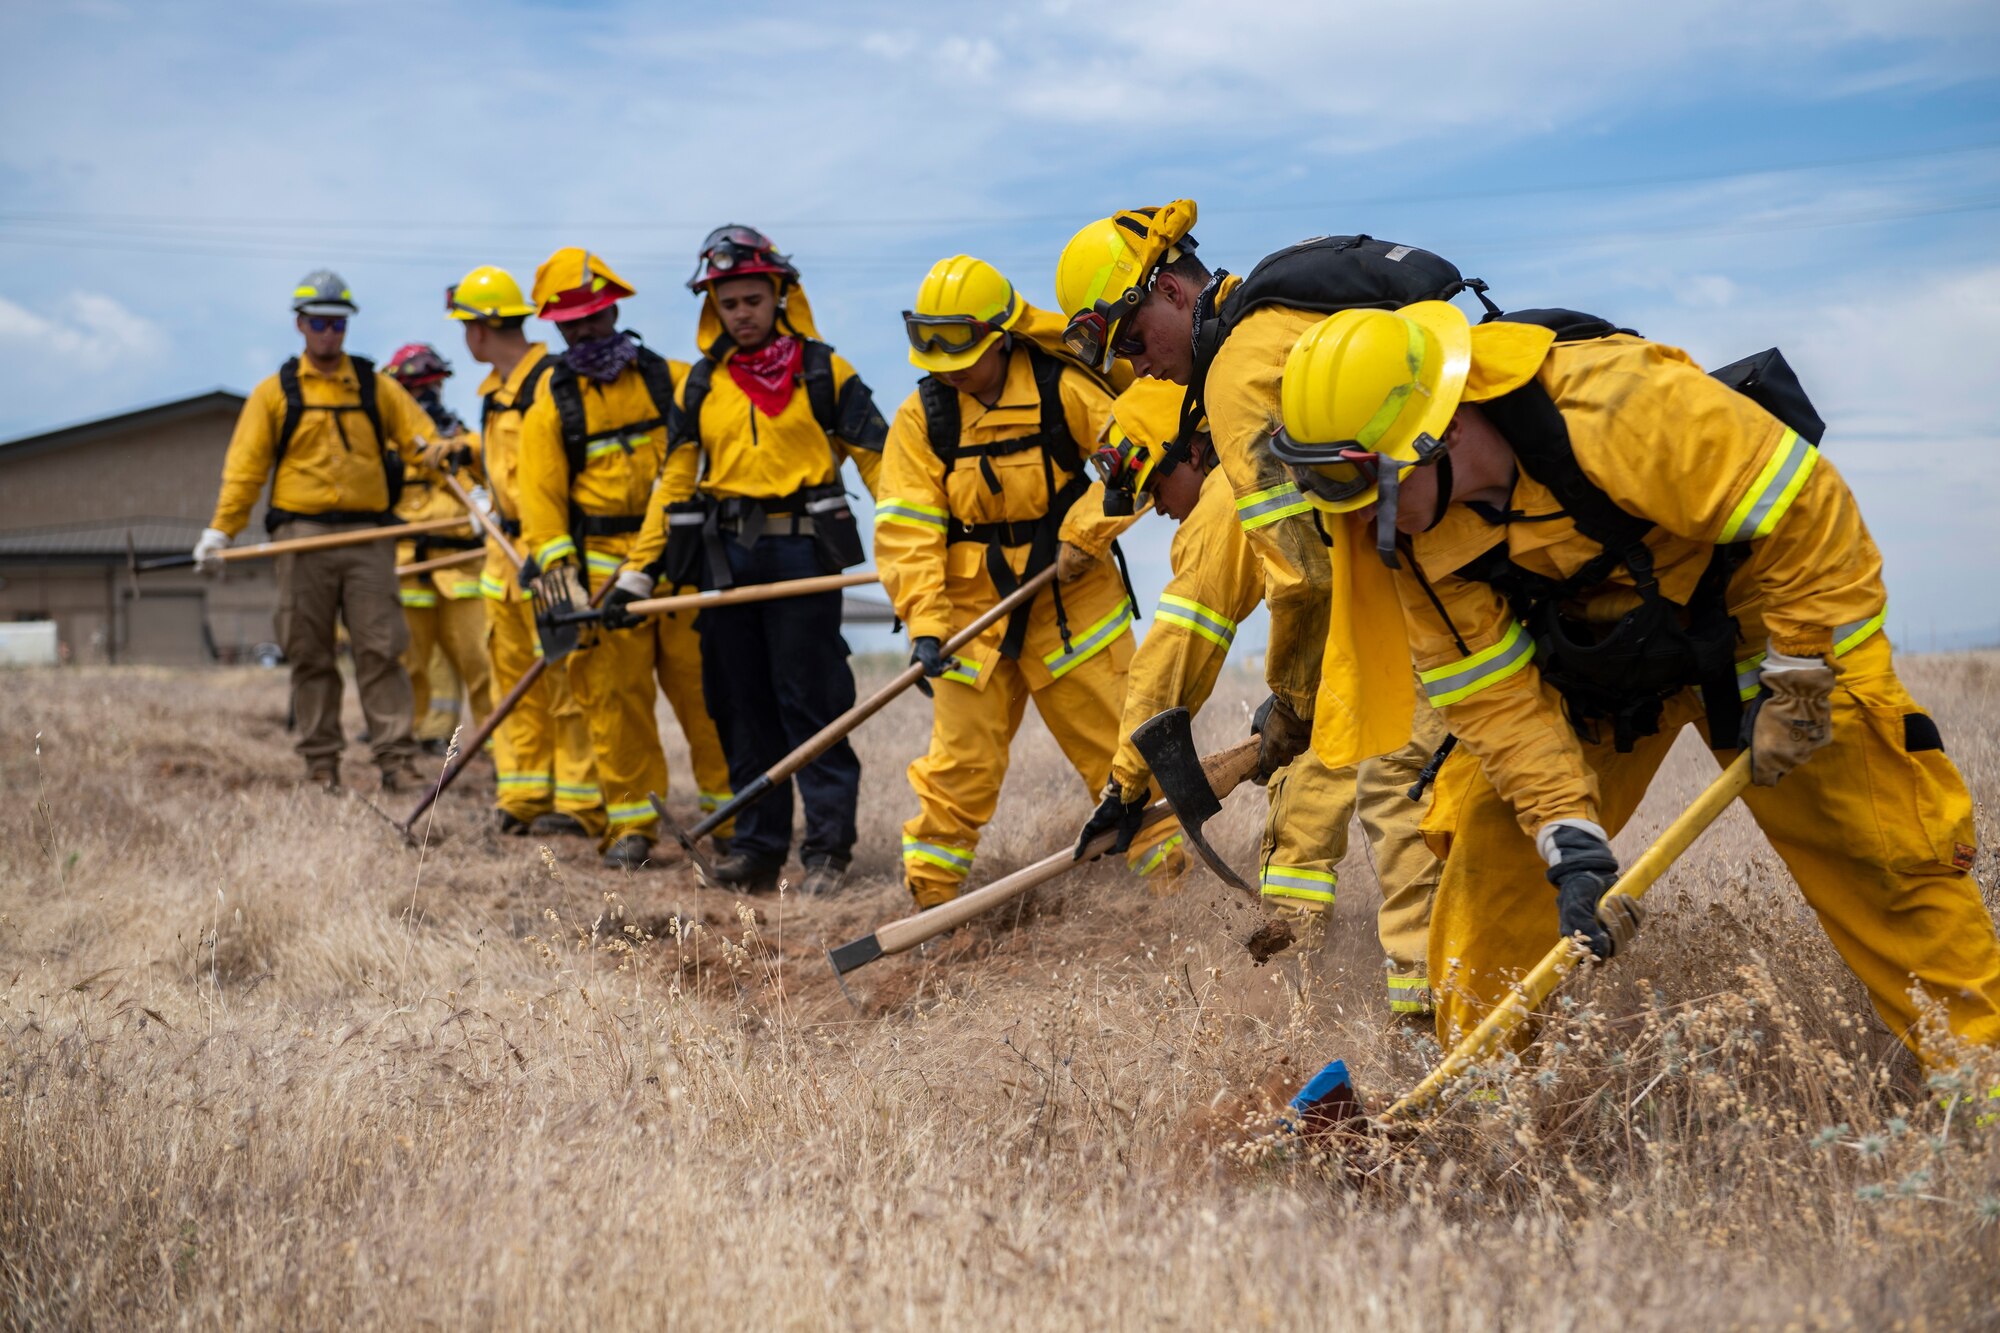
[530,561,589,616]
[1745,649,1836,786]
[1251,692,1313,783]
[1056,541,1102,584]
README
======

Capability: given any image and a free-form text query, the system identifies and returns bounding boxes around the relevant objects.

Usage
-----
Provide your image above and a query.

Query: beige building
[0,389,280,665]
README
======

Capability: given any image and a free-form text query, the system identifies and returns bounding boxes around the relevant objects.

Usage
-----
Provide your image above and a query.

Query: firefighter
[382,342,493,750]
[1078,381,1441,1014]
[515,248,734,869]
[447,265,606,838]
[194,269,434,792]
[1273,299,2000,1060]
[616,227,887,895]
[875,255,1171,908]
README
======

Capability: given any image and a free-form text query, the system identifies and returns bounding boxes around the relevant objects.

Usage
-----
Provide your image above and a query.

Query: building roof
[0,389,245,466]
[0,516,206,560]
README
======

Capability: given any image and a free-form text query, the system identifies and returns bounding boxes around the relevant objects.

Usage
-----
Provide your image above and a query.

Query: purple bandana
[564,330,640,384]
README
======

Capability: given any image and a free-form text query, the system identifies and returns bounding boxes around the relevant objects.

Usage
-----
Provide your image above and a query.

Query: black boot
[705,851,783,893]
[601,835,654,870]
[530,812,590,838]
[798,855,849,896]
[497,810,532,836]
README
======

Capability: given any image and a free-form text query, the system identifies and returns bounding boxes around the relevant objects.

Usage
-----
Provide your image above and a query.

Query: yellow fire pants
[486,588,605,835]
[1421,635,2000,1064]
[902,636,1183,908]
[568,554,733,849]
[401,591,492,743]
[1260,697,1447,1014]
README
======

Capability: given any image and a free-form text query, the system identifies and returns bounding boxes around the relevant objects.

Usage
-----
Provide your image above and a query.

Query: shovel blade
[649,792,716,881]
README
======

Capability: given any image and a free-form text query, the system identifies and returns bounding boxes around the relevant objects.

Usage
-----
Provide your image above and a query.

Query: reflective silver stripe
[1044,599,1134,679]
[1719,429,1817,543]
[667,511,707,527]
[805,495,850,515]
[1834,608,1886,656]
[1156,594,1236,649]
[1387,974,1433,1013]
[1260,866,1336,904]
[1235,483,1311,531]
[1419,620,1535,706]
[902,836,974,876]
[876,500,949,530]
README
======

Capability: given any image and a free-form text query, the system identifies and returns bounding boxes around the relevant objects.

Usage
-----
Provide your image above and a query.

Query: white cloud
[0,291,166,372]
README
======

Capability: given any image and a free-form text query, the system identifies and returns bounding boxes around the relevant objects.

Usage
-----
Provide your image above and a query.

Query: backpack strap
[275,357,305,465]
[543,361,591,481]
[673,357,717,451]
[633,346,678,427]
[918,374,962,469]
[801,341,839,437]
[349,355,382,452]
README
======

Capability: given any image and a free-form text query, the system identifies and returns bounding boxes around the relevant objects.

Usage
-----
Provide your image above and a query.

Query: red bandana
[727,336,802,417]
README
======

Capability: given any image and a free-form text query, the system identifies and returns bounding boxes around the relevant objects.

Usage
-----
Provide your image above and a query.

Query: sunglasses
[306,316,348,333]
[903,312,1006,358]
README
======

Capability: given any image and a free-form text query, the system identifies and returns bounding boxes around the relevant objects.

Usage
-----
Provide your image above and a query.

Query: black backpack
[672,339,888,456]
[1441,309,1826,751]
[264,355,402,528]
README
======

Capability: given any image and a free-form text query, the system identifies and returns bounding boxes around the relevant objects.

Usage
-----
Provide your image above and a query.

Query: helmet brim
[296,302,357,316]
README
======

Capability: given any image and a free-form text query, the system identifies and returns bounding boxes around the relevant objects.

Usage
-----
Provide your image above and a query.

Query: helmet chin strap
[1425,449,1454,531]
[1372,435,1455,569]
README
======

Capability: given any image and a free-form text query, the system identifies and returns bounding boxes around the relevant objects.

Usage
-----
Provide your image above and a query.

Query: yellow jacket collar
[1462,321,1557,403]
[476,342,548,400]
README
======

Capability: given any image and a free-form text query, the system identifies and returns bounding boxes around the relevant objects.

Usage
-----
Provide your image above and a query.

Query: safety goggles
[305,316,348,333]
[1088,435,1150,497]
[1061,290,1149,368]
[902,312,1005,358]
[1272,426,1447,506]
[444,284,498,321]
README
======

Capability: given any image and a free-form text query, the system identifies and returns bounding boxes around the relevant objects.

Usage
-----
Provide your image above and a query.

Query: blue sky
[2,1,1997,649]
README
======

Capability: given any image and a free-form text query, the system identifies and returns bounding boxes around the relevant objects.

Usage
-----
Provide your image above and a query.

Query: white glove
[468,486,493,516]
[613,567,655,599]
[193,527,231,575]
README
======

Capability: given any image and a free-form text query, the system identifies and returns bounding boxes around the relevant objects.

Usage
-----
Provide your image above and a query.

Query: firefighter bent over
[1273,299,2000,1062]
[878,256,1166,909]
[618,227,886,895]
[383,342,493,749]
[448,265,607,839]
[516,248,733,869]
[195,269,434,792]
[1080,382,1441,1013]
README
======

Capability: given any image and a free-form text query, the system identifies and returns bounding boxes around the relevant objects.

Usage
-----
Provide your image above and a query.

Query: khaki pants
[1260,696,1447,1014]
[274,520,415,773]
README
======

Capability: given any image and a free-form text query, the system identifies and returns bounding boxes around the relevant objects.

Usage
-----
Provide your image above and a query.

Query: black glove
[1543,825,1620,960]
[600,585,645,631]
[1073,783,1150,860]
[1251,692,1312,782]
[909,636,955,698]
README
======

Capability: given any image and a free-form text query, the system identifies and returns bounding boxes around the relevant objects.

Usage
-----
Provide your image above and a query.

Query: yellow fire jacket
[210,355,437,536]
[1201,275,1334,719]
[474,343,553,602]
[875,344,1136,691]
[1395,327,1888,838]
[517,353,688,579]
[1108,469,1265,798]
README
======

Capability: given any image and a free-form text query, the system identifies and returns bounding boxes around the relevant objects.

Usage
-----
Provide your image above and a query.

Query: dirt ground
[3,652,1997,1329]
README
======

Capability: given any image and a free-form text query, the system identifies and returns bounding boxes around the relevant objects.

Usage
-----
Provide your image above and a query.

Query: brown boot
[306,764,341,794]
[601,834,655,870]
[379,760,428,794]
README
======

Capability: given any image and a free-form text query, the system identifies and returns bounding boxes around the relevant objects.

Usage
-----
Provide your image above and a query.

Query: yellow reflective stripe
[1387,974,1433,1014]
[941,659,981,686]
[1834,607,1886,656]
[535,535,576,566]
[698,790,733,812]
[1718,429,1817,543]
[585,550,622,575]
[479,573,510,601]
[399,589,438,608]
[1044,599,1135,679]
[585,432,650,462]
[496,771,552,790]
[1156,593,1237,650]
[605,800,655,825]
[555,783,602,801]
[902,836,974,877]
[443,582,482,600]
[1133,832,1185,876]
[876,499,949,530]
[1260,865,1336,905]
[1236,483,1311,531]
[1419,620,1535,707]
[1735,650,1767,701]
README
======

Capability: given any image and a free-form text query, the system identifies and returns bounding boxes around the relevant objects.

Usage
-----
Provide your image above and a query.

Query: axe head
[649,792,717,882]
[1132,707,1253,896]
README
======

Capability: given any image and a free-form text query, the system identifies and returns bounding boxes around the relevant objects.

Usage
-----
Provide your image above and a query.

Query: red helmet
[687,224,799,292]
[384,342,452,386]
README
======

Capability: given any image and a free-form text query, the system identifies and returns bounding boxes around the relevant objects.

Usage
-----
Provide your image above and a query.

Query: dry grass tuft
[1,654,1996,1328]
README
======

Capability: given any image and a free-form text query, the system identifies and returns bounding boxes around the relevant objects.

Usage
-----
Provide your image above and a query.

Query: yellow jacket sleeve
[209,378,283,536]
[1050,366,1136,557]
[874,392,954,641]
[1110,472,1267,797]
[1394,534,1598,838]
[1551,341,1884,660]
[516,395,577,571]
[1203,305,1331,718]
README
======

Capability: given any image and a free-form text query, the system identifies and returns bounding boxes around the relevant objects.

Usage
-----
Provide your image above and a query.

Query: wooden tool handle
[439,471,527,573]
[1201,737,1263,799]
[1380,752,1753,1123]
[219,514,470,561]
[624,571,878,617]
[395,548,486,577]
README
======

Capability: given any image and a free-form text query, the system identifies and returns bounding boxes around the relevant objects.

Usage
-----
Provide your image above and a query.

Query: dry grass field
[3,651,1998,1329]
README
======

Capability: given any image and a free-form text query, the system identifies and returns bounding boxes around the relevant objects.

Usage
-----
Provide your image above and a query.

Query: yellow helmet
[903,255,1024,373]
[530,247,636,322]
[446,265,535,322]
[1054,199,1200,372]
[1270,301,1472,514]
[1091,380,1190,509]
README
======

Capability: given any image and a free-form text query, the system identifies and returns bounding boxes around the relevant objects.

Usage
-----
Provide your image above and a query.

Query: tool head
[1280,1059,1366,1137]
[649,793,717,881]
[826,931,883,976]
[1131,707,1253,895]
[531,582,584,661]
[822,939,869,1012]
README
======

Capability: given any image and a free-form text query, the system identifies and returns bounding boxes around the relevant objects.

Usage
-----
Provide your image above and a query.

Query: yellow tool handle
[1381,752,1753,1124]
